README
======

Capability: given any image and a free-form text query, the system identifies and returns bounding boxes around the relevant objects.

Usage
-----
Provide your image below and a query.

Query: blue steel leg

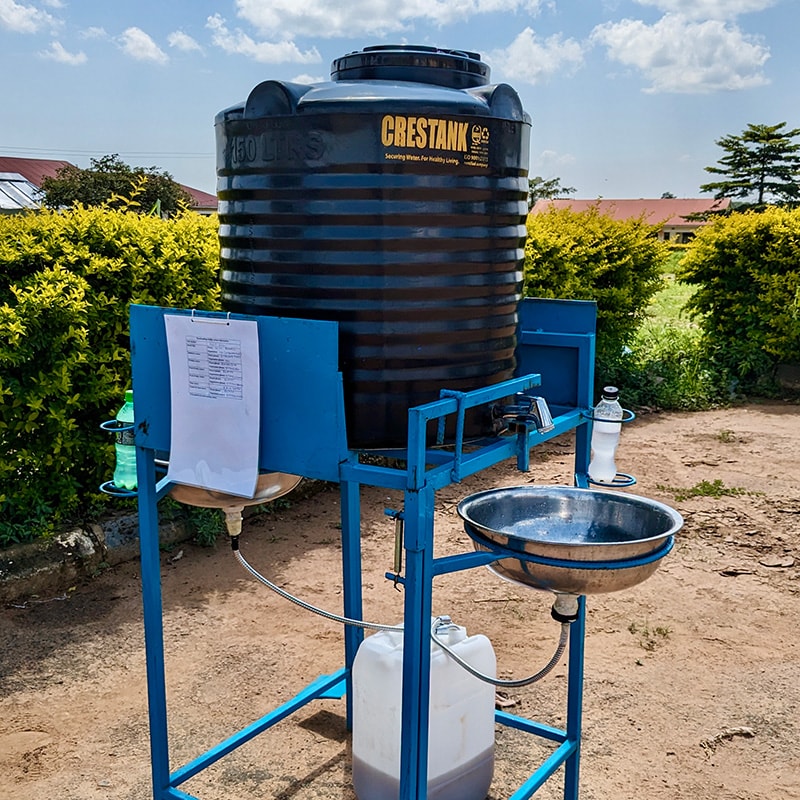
[340,476,364,729]
[398,484,436,800]
[574,422,591,488]
[563,596,586,800]
[136,446,171,800]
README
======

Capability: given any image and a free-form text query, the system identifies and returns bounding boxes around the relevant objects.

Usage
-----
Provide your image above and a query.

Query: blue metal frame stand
[127,298,599,800]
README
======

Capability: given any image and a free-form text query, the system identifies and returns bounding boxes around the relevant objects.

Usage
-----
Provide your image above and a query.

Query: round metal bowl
[458,485,683,595]
[167,471,302,510]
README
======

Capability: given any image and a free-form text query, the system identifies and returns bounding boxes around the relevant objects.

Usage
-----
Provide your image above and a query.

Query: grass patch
[600,250,732,411]
[645,259,697,330]
[628,619,672,651]
[656,478,756,502]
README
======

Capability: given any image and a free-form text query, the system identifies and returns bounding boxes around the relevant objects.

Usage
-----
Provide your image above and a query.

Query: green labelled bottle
[113,389,137,490]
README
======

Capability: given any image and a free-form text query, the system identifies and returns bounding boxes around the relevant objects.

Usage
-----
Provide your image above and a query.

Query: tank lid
[331,44,490,89]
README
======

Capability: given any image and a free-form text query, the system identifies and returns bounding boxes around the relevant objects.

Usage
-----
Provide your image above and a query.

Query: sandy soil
[1,402,799,800]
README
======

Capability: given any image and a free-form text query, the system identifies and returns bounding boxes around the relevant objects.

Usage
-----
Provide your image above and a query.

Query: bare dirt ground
[1,402,799,800]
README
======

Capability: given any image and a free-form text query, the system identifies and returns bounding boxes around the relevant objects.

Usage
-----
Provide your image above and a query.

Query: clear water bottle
[112,389,137,491]
[588,386,623,484]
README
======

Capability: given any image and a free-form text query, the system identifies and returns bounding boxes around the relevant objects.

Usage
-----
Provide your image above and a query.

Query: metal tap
[494,393,555,434]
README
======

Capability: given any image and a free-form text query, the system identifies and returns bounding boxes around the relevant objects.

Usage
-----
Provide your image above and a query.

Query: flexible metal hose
[430,616,570,688]
[233,545,571,686]
[234,548,403,632]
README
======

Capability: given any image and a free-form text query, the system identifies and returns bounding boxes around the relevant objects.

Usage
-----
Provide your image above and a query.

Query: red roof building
[0,156,217,215]
[530,197,731,243]
[0,156,74,188]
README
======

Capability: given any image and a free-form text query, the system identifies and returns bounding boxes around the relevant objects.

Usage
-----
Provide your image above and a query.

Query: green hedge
[0,207,220,545]
[678,207,800,389]
[524,206,668,367]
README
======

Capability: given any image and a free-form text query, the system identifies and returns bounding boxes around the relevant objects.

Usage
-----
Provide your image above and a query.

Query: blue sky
[1,0,796,198]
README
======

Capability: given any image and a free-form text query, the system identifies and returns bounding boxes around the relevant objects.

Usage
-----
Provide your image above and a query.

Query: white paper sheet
[164,313,260,498]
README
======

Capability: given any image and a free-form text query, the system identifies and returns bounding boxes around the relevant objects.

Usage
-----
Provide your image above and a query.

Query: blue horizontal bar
[169,669,347,788]
[339,460,408,490]
[163,788,198,800]
[432,550,501,576]
[519,330,591,349]
[411,374,542,423]
[340,407,588,493]
[496,710,568,743]
[423,409,587,490]
[508,739,578,800]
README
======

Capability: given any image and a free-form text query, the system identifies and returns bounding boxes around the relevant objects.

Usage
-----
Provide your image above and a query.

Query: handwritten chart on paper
[164,314,260,498]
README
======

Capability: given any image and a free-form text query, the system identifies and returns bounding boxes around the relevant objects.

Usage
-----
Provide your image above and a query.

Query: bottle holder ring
[587,472,637,488]
[581,408,636,424]
[584,408,637,488]
[99,419,138,497]
[100,419,134,434]
[99,480,138,498]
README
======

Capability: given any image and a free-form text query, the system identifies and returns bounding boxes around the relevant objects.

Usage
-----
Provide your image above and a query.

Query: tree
[527,176,576,210]
[40,154,193,215]
[700,122,800,206]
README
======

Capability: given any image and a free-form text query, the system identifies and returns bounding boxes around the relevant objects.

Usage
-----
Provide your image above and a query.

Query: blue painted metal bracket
[129,304,349,483]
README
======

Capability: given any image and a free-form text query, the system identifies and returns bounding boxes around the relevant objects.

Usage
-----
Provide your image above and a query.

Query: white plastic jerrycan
[352,617,496,800]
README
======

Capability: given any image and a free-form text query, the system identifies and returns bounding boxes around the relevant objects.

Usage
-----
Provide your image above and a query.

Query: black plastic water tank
[216,45,531,448]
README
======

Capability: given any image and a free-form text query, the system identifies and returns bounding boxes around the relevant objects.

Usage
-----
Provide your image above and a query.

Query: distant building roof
[530,197,731,227]
[0,156,217,214]
[0,156,73,187]
[180,184,218,214]
[0,172,42,212]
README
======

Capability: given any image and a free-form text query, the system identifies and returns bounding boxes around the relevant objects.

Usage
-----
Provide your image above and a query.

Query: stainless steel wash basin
[458,485,683,595]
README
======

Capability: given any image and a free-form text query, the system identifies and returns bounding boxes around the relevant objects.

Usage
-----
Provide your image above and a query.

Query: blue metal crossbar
[168,670,347,791]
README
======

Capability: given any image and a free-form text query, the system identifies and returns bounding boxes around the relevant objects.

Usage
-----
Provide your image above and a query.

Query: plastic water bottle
[112,389,137,491]
[588,386,623,484]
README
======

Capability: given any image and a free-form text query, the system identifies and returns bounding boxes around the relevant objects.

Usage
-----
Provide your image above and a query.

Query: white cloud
[81,26,107,39]
[538,149,576,169]
[40,40,86,65]
[634,0,777,19]
[487,27,584,84]
[0,0,56,33]
[168,30,203,53]
[206,14,321,64]
[290,72,327,84]
[591,14,770,93]
[233,0,547,38]
[117,26,168,65]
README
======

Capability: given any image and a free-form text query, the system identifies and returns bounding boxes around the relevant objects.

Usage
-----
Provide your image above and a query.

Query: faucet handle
[492,393,555,433]
[530,395,555,433]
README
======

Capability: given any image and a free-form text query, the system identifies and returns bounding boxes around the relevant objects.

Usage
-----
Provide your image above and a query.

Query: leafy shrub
[678,207,800,391]
[600,323,731,410]
[524,205,668,374]
[0,207,220,546]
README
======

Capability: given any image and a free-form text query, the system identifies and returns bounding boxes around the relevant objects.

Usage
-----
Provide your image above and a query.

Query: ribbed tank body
[216,45,531,448]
